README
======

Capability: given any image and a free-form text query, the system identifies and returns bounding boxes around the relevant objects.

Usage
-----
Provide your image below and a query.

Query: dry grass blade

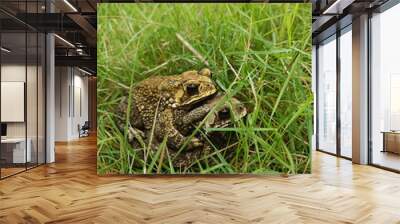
[105,77,130,90]
[176,33,210,67]
[144,97,162,174]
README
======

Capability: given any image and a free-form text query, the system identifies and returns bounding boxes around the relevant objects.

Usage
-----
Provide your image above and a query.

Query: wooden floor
[0,167,26,178]
[1,135,400,224]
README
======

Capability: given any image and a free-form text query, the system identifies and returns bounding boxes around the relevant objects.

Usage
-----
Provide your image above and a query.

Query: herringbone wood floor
[1,135,400,224]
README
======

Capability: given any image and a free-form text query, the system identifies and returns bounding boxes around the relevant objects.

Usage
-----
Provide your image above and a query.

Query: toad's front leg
[181,105,211,126]
[156,109,203,150]
[175,105,211,136]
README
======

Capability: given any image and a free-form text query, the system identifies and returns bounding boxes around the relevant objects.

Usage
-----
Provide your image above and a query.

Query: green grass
[97,3,312,175]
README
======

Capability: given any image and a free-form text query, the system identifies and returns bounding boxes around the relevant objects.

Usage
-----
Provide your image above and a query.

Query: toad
[126,93,247,169]
[175,92,248,135]
[120,68,217,150]
[172,93,247,167]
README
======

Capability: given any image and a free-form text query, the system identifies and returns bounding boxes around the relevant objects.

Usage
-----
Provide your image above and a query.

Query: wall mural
[97,3,312,174]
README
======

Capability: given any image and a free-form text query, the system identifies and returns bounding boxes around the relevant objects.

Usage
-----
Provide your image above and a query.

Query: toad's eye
[186,84,199,95]
[218,108,230,119]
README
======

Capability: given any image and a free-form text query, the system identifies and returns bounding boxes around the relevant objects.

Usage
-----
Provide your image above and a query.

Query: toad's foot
[128,126,145,143]
[186,137,203,150]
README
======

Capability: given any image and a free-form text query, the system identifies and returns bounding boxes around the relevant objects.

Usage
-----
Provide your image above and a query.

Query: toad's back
[132,76,170,129]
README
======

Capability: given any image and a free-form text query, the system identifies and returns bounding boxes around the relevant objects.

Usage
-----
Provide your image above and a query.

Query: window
[370,3,400,171]
[317,35,337,154]
[0,1,47,179]
[339,27,352,158]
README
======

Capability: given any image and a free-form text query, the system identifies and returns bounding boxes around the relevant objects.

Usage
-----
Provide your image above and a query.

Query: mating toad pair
[118,68,247,167]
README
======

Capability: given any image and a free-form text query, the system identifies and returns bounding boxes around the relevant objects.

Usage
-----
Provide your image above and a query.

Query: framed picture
[97,3,312,175]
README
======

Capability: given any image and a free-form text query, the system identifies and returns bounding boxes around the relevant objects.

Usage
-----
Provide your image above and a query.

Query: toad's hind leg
[118,96,145,129]
[130,98,145,129]
[168,129,203,150]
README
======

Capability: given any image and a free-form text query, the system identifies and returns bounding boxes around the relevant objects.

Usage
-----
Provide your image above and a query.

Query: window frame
[315,24,353,161]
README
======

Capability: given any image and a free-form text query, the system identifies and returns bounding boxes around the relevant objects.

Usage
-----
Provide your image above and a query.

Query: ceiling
[312,0,390,44]
[0,0,97,74]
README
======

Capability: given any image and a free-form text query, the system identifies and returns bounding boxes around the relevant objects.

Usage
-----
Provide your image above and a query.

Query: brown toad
[172,93,248,167]
[126,93,247,169]
[123,68,217,150]
[173,92,247,136]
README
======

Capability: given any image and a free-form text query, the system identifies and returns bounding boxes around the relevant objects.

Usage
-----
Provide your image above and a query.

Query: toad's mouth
[180,90,217,109]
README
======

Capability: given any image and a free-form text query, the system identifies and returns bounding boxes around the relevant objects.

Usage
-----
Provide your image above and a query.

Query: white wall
[55,66,89,141]
[72,73,89,138]
[1,65,41,137]
[55,67,69,141]
[1,63,46,164]
[1,65,26,138]
[1,65,25,81]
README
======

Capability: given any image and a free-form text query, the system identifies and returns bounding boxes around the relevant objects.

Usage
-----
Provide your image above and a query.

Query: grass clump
[97,3,312,174]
